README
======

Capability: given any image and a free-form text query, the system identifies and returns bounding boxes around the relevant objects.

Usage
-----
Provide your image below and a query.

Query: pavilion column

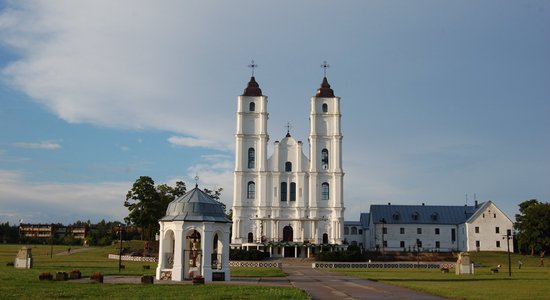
[156,222,165,280]
[202,225,213,282]
[172,224,184,281]
[295,245,298,258]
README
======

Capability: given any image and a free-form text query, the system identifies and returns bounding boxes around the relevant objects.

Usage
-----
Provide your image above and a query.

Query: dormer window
[249,102,255,111]
[431,213,439,221]
[412,212,419,221]
[322,103,328,113]
[392,212,400,221]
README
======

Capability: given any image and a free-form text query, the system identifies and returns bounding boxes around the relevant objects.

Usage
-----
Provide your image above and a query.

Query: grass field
[333,252,550,300]
[0,243,307,300]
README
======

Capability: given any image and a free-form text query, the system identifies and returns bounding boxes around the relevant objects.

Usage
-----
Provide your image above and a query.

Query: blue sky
[0,0,549,225]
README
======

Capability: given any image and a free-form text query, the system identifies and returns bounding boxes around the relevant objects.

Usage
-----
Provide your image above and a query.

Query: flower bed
[39,272,53,281]
[90,272,103,283]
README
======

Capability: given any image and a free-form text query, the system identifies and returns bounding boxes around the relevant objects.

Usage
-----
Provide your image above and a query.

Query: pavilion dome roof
[160,186,231,223]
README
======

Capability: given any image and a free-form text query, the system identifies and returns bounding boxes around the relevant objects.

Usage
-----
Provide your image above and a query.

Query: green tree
[124,177,187,240]
[515,199,550,255]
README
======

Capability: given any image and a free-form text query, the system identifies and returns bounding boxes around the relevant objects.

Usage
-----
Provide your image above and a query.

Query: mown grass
[230,267,285,277]
[333,252,550,300]
[0,244,307,300]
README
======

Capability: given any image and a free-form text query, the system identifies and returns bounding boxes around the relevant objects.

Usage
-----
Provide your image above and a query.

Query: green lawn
[0,244,307,300]
[332,252,550,300]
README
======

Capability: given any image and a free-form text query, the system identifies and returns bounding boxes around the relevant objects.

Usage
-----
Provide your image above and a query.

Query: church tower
[231,75,269,245]
[308,74,345,244]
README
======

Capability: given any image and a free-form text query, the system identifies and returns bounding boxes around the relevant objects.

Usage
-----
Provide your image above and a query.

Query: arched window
[321,182,329,200]
[280,182,287,201]
[285,161,292,172]
[351,227,358,235]
[247,181,255,199]
[248,148,255,169]
[289,182,296,201]
[249,102,255,112]
[322,103,328,113]
[247,232,253,243]
[321,149,329,169]
[322,233,329,244]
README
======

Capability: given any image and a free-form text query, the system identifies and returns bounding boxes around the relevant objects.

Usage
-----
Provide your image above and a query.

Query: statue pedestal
[14,247,32,269]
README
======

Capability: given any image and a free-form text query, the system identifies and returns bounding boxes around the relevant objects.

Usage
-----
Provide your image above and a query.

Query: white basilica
[231,71,345,258]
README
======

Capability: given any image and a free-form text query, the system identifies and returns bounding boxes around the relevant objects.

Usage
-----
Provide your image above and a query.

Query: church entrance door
[283,226,293,242]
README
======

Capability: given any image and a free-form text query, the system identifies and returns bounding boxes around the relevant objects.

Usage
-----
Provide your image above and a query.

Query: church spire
[316,77,335,97]
[242,76,262,96]
[316,61,335,97]
[242,60,262,96]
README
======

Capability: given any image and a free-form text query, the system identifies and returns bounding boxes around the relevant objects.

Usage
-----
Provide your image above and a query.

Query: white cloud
[168,136,229,151]
[0,169,129,224]
[0,1,236,150]
[13,141,61,150]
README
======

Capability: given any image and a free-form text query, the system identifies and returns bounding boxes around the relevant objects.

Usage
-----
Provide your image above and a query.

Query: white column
[155,222,165,280]
[202,225,213,282]
[295,245,298,258]
[172,224,184,281]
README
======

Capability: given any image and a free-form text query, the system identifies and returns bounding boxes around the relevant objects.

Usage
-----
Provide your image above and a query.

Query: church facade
[230,74,345,257]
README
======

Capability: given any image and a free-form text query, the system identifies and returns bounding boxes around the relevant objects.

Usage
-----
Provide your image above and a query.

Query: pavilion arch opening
[212,233,223,270]
[185,229,202,278]
[161,230,175,269]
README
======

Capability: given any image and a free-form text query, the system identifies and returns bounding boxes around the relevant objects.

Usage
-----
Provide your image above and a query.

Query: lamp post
[118,224,125,273]
[503,233,513,277]
[50,224,54,259]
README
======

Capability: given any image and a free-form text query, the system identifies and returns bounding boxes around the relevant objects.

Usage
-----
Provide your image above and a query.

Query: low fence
[229,261,283,268]
[313,262,455,269]
[108,254,158,263]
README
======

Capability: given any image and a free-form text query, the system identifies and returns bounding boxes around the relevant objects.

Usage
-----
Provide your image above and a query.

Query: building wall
[465,202,514,252]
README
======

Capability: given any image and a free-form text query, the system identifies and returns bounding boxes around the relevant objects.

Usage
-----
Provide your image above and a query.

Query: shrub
[229,249,269,261]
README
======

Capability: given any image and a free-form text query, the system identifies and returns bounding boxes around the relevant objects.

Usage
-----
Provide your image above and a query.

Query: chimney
[422,203,425,206]
[475,200,478,208]
[388,202,391,206]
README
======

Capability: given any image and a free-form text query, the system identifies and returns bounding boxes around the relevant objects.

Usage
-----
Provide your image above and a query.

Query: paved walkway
[283,264,446,300]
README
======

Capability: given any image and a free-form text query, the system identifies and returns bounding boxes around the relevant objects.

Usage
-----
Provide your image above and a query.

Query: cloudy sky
[0,1,548,225]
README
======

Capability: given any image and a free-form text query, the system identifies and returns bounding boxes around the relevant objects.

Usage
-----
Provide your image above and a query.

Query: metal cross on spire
[321,60,330,77]
[285,122,292,135]
[248,60,258,76]
[194,174,199,188]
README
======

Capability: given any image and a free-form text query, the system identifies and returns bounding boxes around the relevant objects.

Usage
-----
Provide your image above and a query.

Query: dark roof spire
[316,77,335,97]
[242,76,262,96]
